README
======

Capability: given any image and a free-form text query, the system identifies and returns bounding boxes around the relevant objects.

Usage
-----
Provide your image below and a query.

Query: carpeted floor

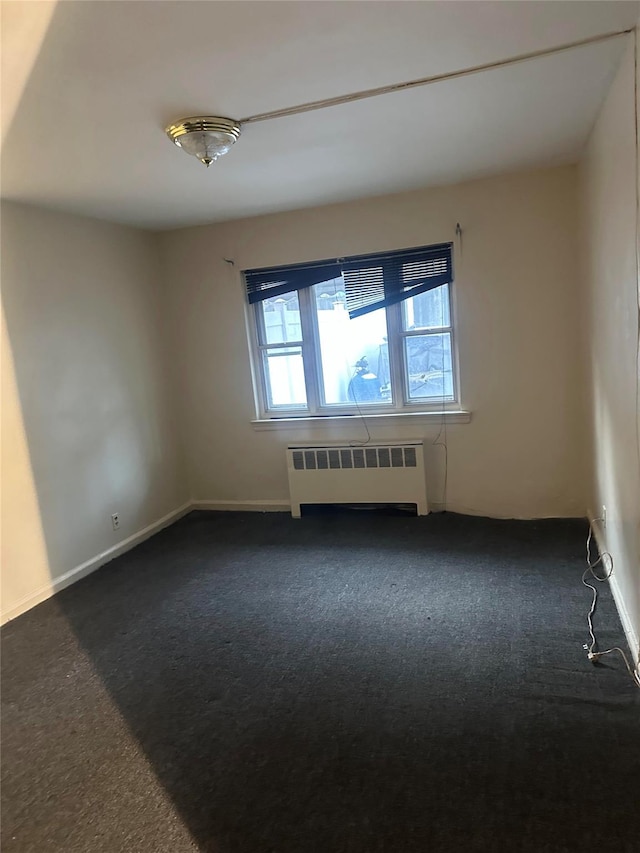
[2,510,639,853]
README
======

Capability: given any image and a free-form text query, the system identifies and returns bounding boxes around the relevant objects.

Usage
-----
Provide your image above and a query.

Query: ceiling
[1,1,638,230]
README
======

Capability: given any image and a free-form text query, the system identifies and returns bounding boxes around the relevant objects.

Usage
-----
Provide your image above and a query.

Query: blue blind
[342,243,452,318]
[245,258,341,304]
[244,242,453,319]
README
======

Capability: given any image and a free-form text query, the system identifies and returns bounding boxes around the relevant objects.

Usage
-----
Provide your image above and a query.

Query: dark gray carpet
[2,510,639,853]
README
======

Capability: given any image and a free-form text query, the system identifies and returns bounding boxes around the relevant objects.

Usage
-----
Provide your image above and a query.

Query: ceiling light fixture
[166,116,241,167]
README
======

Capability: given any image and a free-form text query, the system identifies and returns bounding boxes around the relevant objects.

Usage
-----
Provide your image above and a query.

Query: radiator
[286,440,428,518]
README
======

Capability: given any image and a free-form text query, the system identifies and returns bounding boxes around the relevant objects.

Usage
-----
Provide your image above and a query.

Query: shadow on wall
[1,0,58,146]
[0,306,50,615]
[0,0,60,618]
[1,1,188,623]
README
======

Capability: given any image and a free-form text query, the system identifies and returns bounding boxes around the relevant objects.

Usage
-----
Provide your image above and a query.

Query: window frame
[254,293,308,412]
[248,274,461,420]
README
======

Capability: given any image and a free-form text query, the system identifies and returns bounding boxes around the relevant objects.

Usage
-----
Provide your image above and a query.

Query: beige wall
[1,202,189,621]
[579,40,640,660]
[159,165,586,519]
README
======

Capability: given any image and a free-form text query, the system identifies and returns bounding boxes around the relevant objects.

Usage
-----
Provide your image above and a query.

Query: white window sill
[251,410,471,431]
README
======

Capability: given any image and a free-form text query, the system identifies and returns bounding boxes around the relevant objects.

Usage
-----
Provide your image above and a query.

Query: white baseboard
[191,499,291,512]
[1,501,192,625]
[587,511,640,666]
[193,500,435,513]
[608,571,640,665]
[192,501,575,518]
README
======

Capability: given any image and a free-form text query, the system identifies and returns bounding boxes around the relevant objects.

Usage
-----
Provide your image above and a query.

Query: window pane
[404,333,454,400]
[259,294,302,344]
[313,280,391,406]
[402,284,450,330]
[263,347,307,408]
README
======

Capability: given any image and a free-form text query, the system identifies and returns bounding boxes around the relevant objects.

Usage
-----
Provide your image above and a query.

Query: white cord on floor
[582,521,640,689]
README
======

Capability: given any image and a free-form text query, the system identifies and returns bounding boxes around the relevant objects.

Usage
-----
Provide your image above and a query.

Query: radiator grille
[291,445,418,471]
[287,441,428,518]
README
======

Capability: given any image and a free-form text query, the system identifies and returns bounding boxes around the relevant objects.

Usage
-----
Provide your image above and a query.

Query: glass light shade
[175,130,235,164]
[166,117,241,167]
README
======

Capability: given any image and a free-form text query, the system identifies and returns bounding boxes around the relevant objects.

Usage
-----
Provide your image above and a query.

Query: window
[247,243,457,418]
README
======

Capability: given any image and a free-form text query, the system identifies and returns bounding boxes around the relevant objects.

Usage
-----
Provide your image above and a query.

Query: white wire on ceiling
[240,28,633,125]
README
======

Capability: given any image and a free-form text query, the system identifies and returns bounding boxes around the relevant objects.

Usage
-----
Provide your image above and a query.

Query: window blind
[244,242,453,318]
[245,258,342,304]
[341,243,453,318]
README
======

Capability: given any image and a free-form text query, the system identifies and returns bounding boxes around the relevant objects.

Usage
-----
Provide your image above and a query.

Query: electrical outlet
[111,513,120,531]
[602,506,607,529]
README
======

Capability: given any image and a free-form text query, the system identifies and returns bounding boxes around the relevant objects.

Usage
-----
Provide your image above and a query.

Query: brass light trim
[166,116,241,166]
